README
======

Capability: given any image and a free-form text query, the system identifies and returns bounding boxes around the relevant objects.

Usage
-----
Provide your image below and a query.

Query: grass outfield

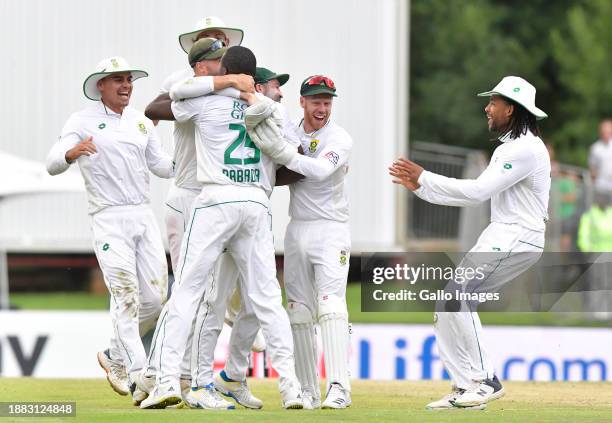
[9,284,612,327]
[0,379,610,423]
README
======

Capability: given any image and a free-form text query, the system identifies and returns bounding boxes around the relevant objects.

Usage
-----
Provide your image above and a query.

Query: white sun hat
[477,76,548,120]
[178,16,244,54]
[82,56,148,101]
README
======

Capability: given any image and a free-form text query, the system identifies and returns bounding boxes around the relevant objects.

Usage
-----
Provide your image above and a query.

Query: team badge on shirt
[340,250,348,266]
[503,163,512,170]
[324,151,340,166]
[102,243,110,251]
[138,122,147,135]
[98,123,106,130]
[309,139,319,153]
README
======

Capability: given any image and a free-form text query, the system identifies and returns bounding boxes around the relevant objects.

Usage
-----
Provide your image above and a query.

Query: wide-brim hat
[477,76,547,120]
[82,56,148,101]
[255,67,289,86]
[178,16,244,54]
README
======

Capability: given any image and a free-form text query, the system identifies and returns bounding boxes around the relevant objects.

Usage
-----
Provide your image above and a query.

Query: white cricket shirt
[286,119,352,222]
[588,139,612,193]
[46,101,174,214]
[171,93,276,196]
[161,68,211,192]
[415,130,551,232]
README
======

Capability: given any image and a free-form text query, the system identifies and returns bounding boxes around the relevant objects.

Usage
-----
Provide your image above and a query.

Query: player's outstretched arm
[145,94,175,121]
[170,74,254,101]
[389,158,421,190]
[394,148,536,207]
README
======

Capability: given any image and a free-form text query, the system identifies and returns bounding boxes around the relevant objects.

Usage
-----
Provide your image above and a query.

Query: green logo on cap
[513,87,520,92]
[98,123,106,130]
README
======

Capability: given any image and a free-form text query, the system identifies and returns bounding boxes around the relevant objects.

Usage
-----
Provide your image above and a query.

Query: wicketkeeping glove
[244,97,276,132]
[250,119,297,166]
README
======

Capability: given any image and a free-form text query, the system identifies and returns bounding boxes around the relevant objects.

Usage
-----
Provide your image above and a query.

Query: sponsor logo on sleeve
[324,151,340,166]
[503,162,512,170]
[98,123,106,130]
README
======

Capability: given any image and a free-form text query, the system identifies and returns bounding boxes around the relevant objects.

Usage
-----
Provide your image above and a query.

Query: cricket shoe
[280,380,304,409]
[185,383,236,410]
[97,350,129,396]
[321,383,351,409]
[129,372,155,406]
[139,383,182,409]
[214,370,263,409]
[426,386,486,410]
[301,387,321,410]
[130,382,147,406]
[452,375,505,407]
[166,378,193,409]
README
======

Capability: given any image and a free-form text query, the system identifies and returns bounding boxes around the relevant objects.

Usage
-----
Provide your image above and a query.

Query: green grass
[0,379,610,423]
[10,292,108,310]
[9,284,611,327]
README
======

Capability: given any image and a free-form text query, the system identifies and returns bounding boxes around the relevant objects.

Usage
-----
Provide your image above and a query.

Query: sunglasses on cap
[191,39,226,63]
[305,75,336,90]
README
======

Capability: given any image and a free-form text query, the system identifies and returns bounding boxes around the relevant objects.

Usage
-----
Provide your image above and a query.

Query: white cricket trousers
[157,185,297,389]
[284,219,351,314]
[91,204,168,375]
[146,185,258,384]
[165,184,200,275]
[190,251,260,385]
[284,219,351,393]
[435,221,544,389]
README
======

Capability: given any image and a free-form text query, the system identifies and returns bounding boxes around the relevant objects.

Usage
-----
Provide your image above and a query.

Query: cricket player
[143,36,266,410]
[157,16,248,272]
[140,45,303,410]
[245,75,353,409]
[140,18,260,410]
[389,76,550,409]
[46,57,174,400]
[218,66,292,356]
[162,64,298,411]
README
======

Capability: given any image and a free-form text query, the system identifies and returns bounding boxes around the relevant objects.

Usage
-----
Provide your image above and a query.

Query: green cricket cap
[255,67,289,86]
[300,75,337,97]
[188,38,227,67]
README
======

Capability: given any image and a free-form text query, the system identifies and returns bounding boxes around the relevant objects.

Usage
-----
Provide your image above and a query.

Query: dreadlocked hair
[504,98,540,139]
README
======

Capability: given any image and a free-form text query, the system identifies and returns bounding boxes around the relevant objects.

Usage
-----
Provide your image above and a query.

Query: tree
[550,0,612,164]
